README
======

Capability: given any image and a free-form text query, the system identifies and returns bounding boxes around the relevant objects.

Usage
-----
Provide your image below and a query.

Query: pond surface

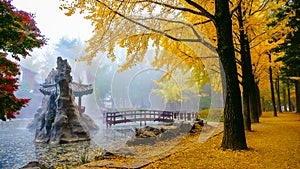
[0,118,166,168]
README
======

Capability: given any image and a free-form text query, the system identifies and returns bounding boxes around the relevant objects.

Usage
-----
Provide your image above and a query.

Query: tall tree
[236,3,252,131]
[282,84,287,111]
[61,0,247,150]
[232,0,289,125]
[275,76,282,112]
[274,0,300,113]
[214,0,247,149]
[287,79,292,111]
[269,53,278,116]
[0,0,46,120]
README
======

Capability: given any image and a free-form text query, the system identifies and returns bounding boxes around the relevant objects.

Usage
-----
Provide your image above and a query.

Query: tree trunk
[295,80,300,113]
[238,3,260,126]
[261,97,265,112]
[215,0,247,150]
[250,83,260,122]
[257,84,262,116]
[275,78,282,112]
[268,53,277,116]
[282,86,287,112]
[238,4,251,131]
[287,80,292,112]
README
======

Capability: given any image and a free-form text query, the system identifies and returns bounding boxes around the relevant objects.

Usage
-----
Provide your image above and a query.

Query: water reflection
[0,119,36,169]
[0,118,166,168]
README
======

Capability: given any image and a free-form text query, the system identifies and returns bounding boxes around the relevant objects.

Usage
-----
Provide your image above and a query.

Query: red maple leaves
[0,0,46,121]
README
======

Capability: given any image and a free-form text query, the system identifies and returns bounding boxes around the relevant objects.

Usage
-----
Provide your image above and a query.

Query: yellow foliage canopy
[60,0,222,91]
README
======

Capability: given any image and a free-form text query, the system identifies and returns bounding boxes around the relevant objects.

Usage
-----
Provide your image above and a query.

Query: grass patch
[79,153,89,165]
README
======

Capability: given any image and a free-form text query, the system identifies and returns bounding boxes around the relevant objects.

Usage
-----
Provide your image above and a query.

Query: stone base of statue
[48,92,90,144]
[32,57,96,144]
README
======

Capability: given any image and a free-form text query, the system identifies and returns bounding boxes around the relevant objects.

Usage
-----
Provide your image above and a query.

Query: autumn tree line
[1,0,299,151]
[60,0,300,150]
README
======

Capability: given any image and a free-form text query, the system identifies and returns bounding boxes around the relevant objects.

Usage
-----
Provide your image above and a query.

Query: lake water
[0,118,167,168]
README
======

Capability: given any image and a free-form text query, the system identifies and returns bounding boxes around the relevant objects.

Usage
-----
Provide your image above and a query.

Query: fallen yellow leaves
[144,112,300,169]
[76,112,300,169]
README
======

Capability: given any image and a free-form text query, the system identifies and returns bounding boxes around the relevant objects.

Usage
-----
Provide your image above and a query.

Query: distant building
[18,66,40,94]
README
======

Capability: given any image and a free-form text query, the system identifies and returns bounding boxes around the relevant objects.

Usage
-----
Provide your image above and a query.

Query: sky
[10,0,96,79]
[12,0,94,45]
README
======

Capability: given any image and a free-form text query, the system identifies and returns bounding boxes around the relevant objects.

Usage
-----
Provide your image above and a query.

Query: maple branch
[95,0,216,52]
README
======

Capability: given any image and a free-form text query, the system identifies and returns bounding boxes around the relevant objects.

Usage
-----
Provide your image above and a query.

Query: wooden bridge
[104,109,198,126]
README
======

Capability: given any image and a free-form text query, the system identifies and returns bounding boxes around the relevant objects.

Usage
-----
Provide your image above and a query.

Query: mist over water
[1,38,224,168]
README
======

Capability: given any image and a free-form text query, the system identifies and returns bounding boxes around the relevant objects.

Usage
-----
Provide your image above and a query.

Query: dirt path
[144,112,300,169]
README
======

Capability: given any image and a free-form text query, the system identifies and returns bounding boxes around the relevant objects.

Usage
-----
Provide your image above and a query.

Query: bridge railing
[104,110,198,126]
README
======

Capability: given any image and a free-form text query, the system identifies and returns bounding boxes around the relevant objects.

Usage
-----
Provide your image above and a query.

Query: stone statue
[33,57,93,144]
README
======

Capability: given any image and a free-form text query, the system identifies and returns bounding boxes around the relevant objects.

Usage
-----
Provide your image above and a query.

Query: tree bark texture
[238,4,251,131]
[250,83,260,122]
[215,0,247,150]
[282,86,287,112]
[287,80,292,112]
[275,78,282,112]
[261,97,265,112]
[295,80,300,113]
[268,53,277,117]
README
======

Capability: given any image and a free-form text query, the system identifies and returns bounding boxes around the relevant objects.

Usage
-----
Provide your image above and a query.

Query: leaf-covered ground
[76,112,300,169]
[144,112,300,169]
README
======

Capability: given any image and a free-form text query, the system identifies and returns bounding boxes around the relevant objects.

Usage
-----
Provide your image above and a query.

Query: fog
[15,37,224,122]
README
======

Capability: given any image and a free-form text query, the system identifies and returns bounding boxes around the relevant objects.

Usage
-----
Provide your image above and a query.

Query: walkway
[145,112,300,169]
[77,112,300,169]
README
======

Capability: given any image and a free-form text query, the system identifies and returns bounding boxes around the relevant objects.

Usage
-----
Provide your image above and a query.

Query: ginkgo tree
[275,0,300,113]
[246,0,295,117]
[61,0,247,150]
[231,0,291,129]
[0,0,46,121]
